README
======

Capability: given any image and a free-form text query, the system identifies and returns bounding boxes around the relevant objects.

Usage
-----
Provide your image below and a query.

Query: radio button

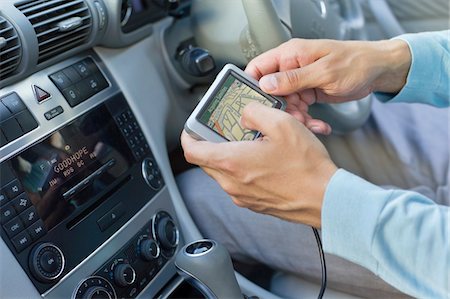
[0,189,8,206]
[28,220,46,241]
[11,193,32,213]
[19,206,39,227]
[4,179,23,199]
[11,230,31,252]
[0,205,16,224]
[3,217,24,237]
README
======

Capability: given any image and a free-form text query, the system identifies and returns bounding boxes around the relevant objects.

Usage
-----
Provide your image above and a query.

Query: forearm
[322,170,450,298]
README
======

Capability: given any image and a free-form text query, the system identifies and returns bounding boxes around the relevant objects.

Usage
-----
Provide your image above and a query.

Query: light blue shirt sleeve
[322,30,450,299]
[375,30,450,107]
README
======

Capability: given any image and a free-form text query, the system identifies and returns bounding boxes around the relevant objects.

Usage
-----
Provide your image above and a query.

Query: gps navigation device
[185,64,286,142]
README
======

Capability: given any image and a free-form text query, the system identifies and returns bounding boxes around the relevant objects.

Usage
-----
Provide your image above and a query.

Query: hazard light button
[33,85,51,103]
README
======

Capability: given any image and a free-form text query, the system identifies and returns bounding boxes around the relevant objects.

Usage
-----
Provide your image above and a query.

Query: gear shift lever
[175,239,243,299]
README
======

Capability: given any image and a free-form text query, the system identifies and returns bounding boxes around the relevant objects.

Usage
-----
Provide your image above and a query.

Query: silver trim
[56,17,83,32]
[120,0,133,27]
[183,240,216,258]
[138,238,161,261]
[71,276,117,299]
[151,211,180,258]
[142,158,162,190]
[113,263,137,286]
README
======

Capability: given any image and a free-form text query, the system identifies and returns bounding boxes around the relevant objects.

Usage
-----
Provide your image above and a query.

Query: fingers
[306,119,332,135]
[181,131,225,168]
[240,102,290,138]
[258,65,323,96]
[245,47,281,80]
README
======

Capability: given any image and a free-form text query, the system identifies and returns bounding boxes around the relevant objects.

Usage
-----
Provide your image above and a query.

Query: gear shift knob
[175,240,243,298]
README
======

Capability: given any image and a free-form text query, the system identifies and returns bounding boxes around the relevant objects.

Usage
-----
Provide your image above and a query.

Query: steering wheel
[191,0,372,134]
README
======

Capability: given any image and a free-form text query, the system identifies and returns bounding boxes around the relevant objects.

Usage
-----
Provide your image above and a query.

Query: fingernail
[260,75,278,92]
[310,126,322,134]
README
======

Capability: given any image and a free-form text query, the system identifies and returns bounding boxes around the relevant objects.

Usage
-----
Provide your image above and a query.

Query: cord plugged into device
[312,227,327,299]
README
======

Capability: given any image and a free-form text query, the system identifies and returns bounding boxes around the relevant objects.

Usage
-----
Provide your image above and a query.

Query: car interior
[0,0,448,298]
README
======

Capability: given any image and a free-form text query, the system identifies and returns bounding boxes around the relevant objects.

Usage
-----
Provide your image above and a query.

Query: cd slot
[66,174,131,230]
[63,159,116,200]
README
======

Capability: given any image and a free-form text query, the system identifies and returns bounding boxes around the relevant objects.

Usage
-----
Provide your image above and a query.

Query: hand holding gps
[185,64,286,142]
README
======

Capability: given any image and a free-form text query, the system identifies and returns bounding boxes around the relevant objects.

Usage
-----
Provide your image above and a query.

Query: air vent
[16,0,92,64]
[0,16,22,80]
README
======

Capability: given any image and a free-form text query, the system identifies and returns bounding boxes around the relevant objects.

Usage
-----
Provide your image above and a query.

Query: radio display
[10,104,134,231]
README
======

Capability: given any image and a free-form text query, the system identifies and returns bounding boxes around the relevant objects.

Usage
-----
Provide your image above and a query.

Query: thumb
[259,65,320,96]
[240,102,289,138]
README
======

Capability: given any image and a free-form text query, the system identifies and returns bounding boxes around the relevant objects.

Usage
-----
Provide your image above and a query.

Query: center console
[0,52,183,298]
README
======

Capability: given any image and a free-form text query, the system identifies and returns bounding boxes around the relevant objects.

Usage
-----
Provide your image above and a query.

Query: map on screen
[199,75,275,141]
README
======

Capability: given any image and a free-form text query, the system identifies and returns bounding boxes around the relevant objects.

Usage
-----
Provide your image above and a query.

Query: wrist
[305,160,338,229]
[372,39,412,94]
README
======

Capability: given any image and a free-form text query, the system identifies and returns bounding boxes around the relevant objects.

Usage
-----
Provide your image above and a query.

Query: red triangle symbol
[33,85,51,102]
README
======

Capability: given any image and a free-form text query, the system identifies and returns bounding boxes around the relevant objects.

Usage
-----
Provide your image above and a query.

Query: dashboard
[0,0,196,298]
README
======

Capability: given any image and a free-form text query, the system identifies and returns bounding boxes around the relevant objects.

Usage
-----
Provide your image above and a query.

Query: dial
[29,243,65,283]
[113,263,136,287]
[139,238,160,261]
[152,211,179,258]
[73,276,116,299]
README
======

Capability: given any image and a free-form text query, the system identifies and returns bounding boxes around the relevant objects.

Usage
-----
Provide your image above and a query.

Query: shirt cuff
[321,169,392,271]
[374,32,444,105]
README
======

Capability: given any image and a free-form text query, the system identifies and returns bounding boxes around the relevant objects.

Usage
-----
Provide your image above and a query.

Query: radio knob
[113,263,136,287]
[83,286,113,299]
[140,239,160,261]
[29,243,65,283]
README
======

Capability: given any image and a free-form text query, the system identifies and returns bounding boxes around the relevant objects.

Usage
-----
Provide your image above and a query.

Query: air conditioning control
[73,276,116,299]
[113,263,136,287]
[139,238,160,261]
[29,243,65,283]
[152,211,179,258]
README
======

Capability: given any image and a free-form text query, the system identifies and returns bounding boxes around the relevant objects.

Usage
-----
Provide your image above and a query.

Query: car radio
[0,91,175,295]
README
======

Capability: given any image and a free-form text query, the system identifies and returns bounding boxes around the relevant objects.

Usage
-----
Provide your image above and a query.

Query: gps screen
[198,74,275,141]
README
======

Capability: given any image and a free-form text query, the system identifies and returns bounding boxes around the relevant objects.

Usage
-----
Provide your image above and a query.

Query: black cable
[312,227,327,299]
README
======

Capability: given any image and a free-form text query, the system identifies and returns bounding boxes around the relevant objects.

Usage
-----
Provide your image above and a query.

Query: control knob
[156,215,178,250]
[139,238,160,261]
[152,212,179,258]
[83,286,112,299]
[113,263,136,287]
[29,243,65,282]
[73,276,116,299]
[179,46,216,77]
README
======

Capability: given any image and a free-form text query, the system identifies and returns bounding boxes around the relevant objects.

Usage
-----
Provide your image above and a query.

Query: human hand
[245,38,411,133]
[181,102,337,228]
